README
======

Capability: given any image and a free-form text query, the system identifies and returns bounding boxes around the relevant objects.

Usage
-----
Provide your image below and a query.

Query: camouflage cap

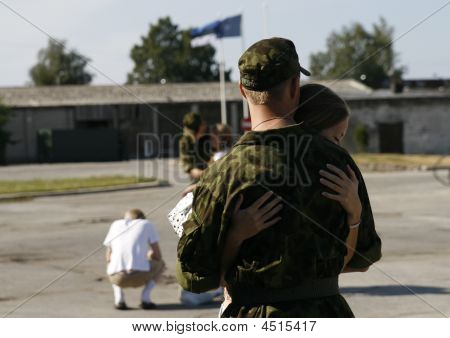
[239,37,310,91]
[183,111,202,132]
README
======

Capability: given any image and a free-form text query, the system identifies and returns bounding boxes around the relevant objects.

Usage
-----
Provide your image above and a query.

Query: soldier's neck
[250,105,296,131]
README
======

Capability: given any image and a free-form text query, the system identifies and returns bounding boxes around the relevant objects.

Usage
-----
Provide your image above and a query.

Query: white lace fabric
[167,192,193,238]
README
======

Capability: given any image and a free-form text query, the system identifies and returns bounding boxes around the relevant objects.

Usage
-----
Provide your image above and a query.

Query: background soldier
[179,111,210,182]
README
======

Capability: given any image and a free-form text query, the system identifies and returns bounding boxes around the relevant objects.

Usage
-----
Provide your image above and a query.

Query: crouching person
[104,209,165,310]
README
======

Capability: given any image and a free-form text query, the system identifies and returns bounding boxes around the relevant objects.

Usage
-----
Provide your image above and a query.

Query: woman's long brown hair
[294,83,349,131]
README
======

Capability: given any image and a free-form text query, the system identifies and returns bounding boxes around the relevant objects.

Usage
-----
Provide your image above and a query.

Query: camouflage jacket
[176,123,381,317]
[178,128,210,175]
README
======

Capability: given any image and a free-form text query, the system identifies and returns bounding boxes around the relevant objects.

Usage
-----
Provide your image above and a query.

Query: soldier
[179,112,210,182]
[176,37,381,317]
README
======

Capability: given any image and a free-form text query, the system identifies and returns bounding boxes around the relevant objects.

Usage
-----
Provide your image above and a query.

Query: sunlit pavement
[0,161,449,318]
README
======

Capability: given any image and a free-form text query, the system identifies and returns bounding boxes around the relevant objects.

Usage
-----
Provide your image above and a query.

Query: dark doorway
[75,120,112,129]
[378,122,404,153]
[51,129,120,162]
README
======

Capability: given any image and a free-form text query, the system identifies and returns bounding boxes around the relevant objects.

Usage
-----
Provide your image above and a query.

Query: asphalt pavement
[0,160,449,318]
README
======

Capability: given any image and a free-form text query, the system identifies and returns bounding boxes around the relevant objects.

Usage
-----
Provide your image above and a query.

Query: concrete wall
[347,97,450,154]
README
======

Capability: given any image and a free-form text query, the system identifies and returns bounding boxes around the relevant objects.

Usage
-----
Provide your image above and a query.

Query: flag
[191,20,221,39]
[216,15,241,38]
[191,33,217,48]
[191,14,241,40]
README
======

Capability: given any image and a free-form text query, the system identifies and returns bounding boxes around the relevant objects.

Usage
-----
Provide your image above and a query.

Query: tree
[127,17,230,84]
[309,18,405,89]
[30,39,93,86]
[0,100,13,165]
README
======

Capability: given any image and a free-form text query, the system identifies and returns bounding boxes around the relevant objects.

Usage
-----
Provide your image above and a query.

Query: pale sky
[0,0,449,87]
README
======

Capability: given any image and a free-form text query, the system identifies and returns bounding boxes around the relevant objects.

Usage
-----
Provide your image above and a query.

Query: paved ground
[0,160,449,318]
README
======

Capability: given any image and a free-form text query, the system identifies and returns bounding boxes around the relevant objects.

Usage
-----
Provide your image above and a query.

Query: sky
[0,0,449,87]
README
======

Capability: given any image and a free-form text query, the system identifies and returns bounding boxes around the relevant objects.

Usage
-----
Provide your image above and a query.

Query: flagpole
[262,2,269,37]
[240,12,249,119]
[219,37,227,124]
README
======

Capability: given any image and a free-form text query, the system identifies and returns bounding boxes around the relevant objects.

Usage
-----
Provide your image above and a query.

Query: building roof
[0,80,372,108]
[0,80,448,108]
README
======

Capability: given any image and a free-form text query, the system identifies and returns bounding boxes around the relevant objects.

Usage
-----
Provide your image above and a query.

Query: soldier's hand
[230,191,282,242]
[319,164,362,225]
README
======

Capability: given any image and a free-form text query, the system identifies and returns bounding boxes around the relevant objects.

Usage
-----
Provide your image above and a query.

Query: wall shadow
[153,300,222,311]
[341,285,450,296]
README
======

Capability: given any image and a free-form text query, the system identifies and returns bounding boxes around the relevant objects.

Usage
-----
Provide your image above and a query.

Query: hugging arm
[176,184,227,293]
[219,191,282,285]
[319,164,362,270]
[332,159,382,271]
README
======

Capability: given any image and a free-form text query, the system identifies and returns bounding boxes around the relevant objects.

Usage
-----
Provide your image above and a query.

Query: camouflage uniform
[176,38,381,318]
[179,128,209,175]
[179,112,211,179]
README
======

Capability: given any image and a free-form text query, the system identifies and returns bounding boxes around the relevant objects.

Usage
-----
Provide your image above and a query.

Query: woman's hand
[319,164,362,225]
[230,191,283,243]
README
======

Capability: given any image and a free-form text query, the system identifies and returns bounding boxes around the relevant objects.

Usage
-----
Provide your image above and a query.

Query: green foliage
[0,176,156,195]
[354,124,369,152]
[310,18,404,89]
[30,39,93,86]
[127,17,230,84]
[0,101,13,165]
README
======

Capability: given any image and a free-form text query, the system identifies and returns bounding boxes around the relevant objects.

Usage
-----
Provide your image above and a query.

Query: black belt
[230,276,340,305]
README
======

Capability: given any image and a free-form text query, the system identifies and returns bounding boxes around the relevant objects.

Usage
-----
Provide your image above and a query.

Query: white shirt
[103,219,160,275]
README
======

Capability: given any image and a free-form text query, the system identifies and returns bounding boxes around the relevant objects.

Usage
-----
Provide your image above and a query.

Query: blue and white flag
[190,14,241,47]
[216,15,241,38]
[190,33,216,48]
[191,20,221,39]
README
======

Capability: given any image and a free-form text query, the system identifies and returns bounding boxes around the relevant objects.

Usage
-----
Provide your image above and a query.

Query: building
[0,83,245,163]
[0,80,449,164]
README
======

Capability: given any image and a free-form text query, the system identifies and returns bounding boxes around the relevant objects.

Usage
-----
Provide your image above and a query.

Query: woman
[219,84,380,316]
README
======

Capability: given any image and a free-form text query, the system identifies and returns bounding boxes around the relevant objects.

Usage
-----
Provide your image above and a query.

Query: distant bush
[354,124,369,152]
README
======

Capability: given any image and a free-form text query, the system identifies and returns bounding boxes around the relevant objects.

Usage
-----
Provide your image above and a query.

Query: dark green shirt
[176,123,381,317]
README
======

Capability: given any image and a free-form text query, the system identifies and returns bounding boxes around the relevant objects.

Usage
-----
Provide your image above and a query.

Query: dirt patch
[87,217,115,224]
[0,253,47,264]
[62,217,115,226]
